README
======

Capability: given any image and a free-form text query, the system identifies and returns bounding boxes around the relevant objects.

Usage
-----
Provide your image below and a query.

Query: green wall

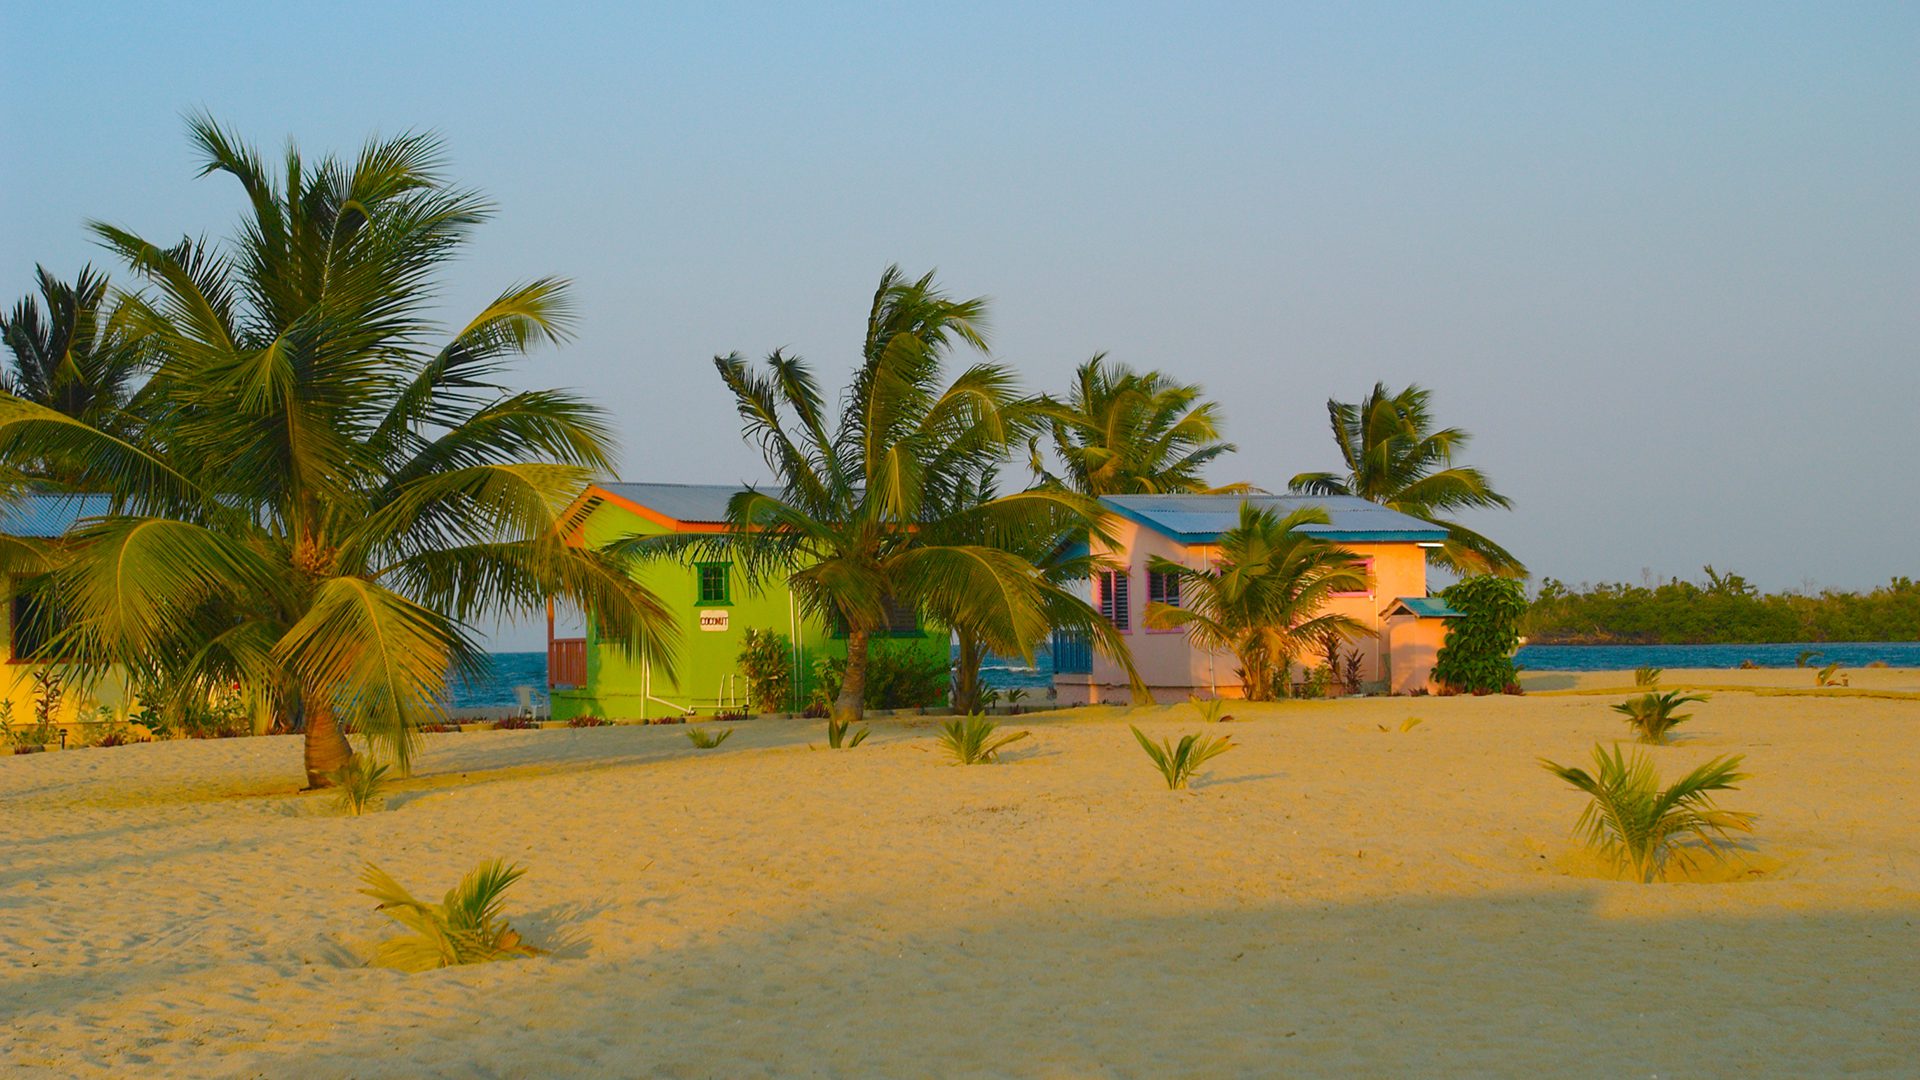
[549,499,947,720]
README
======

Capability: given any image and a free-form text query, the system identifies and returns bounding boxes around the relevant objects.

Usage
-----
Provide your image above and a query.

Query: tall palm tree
[1143,502,1369,700]
[0,116,675,787]
[653,266,1119,729]
[1288,382,1525,576]
[920,466,1140,715]
[1033,354,1245,496]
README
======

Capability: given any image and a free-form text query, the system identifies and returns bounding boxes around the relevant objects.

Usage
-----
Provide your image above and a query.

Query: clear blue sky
[5,3,1917,647]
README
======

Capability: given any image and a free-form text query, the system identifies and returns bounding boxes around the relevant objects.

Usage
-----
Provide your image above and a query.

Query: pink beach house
[1052,494,1460,702]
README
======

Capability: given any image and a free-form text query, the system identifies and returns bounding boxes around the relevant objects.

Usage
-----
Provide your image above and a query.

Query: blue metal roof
[594,482,748,525]
[1101,493,1448,544]
[0,494,113,538]
[1384,596,1462,618]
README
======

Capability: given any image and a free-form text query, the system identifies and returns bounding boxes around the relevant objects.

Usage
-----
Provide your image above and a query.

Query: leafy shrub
[685,726,733,749]
[1815,662,1848,687]
[1796,649,1824,668]
[419,722,461,734]
[737,628,795,713]
[1296,666,1331,699]
[1003,688,1029,714]
[1130,726,1234,790]
[1633,666,1663,688]
[1432,576,1528,694]
[566,716,613,728]
[1610,691,1707,745]
[938,715,1029,765]
[359,859,543,971]
[809,642,949,712]
[330,756,391,815]
[1540,745,1756,883]
[493,716,540,730]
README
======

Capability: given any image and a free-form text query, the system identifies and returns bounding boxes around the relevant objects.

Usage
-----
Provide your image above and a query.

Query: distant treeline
[1521,567,1920,644]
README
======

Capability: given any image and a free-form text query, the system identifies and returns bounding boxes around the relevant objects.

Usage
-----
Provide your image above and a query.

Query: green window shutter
[696,563,731,605]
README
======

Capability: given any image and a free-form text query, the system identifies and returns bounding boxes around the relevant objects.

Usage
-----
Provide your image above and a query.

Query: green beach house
[547,482,947,721]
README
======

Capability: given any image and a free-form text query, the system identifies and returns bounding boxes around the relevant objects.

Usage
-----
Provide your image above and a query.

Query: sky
[4,2,1917,649]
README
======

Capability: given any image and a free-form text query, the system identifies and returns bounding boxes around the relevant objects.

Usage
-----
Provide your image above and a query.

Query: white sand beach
[3,674,1916,1077]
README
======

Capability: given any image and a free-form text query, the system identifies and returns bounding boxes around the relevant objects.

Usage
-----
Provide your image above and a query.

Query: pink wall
[1055,521,1445,703]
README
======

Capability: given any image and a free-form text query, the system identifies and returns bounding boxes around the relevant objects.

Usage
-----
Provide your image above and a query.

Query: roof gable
[1101,493,1448,544]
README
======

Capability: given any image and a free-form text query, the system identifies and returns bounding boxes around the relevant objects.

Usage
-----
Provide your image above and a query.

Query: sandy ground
[2,672,1916,1078]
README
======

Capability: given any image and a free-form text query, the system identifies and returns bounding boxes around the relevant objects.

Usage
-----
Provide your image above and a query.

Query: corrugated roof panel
[1101,493,1448,543]
[0,494,114,538]
[595,482,750,524]
[1385,596,1462,618]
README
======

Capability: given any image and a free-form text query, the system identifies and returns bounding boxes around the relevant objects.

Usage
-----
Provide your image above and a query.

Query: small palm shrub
[330,756,391,815]
[1004,688,1029,714]
[825,715,869,749]
[1633,666,1663,688]
[1189,696,1229,724]
[1540,745,1756,883]
[937,715,1029,765]
[1815,662,1848,687]
[685,726,733,749]
[1610,691,1708,745]
[1795,649,1823,668]
[1130,725,1234,790]
[361,860,543,971]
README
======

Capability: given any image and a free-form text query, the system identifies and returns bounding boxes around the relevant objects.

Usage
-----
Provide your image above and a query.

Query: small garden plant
[937,715,1029,765]
[360,859,543,971]
[1130,726,1234,790]
[1610,690,1708,745]
[737,628,794,713]
[1815,661,1848,687]
[1540,744,1756,883]
[685,726,733,749]
[1633,666,1663,688]
[330,756,391,816]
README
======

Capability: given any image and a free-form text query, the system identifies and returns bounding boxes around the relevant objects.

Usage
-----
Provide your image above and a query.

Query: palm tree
[1033,354,1245,496]
[1288,382,1525,576]
[0,116,675,787]
[921,467,1140,715]
[1,265,148,489]
[1143,502,1370,700]
[655,266,1115,730]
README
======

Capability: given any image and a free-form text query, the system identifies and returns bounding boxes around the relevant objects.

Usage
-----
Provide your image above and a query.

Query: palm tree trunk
[833,627,871,726]
[303,691,353,789]
[952,630,985,715]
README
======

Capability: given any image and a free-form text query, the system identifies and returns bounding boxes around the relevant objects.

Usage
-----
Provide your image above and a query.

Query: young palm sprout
[1610,691,1709,745]
[360,859,543,971]
[1131,725,1234,790]
[1541,745,1756,883]
[938,715,1029,764]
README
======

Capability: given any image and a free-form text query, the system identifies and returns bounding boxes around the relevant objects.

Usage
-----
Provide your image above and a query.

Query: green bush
[809,641,949,711]
[737,629,794,713]
[1433,576,1528,694]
